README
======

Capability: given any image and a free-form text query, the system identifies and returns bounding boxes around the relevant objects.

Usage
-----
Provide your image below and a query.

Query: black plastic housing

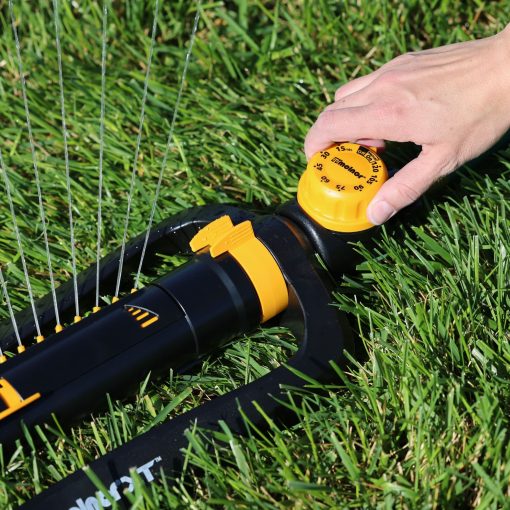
[0,203,365,510]
[278,199,378,278]
[0,252,260,447]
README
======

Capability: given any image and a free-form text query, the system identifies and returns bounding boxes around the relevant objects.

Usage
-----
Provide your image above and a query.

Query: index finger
[304,105,404,159]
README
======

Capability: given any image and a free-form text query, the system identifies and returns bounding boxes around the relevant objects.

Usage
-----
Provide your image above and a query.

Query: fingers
[324,88,370,110]
[304,105,400,159]
[318,88,386,152]
[333,53,426,102]
[355,138,385,150]
[367,148,453,224]
[334,72,380,101]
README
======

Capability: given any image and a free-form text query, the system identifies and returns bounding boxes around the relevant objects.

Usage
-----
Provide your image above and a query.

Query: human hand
[304,24,510,225]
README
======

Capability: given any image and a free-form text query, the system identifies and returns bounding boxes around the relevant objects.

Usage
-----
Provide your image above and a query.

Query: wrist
[498,24,510,124]
[496,24,510,93]
[500,23,510,48]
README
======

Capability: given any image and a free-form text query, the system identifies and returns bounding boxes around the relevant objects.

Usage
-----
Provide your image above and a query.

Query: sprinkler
[0,142,389,509]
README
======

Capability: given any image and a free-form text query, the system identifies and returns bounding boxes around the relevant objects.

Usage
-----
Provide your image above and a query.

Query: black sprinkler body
[0,143,389,510]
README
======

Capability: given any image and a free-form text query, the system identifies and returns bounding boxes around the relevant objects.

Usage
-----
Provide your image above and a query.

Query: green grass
[0,0,509,508]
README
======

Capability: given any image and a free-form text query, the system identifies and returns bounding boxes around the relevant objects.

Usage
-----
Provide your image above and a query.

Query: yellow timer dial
[297,143,388,232]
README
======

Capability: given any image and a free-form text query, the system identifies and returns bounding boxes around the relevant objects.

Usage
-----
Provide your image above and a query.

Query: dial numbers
[313,144,383,194]
[297,142,388,232]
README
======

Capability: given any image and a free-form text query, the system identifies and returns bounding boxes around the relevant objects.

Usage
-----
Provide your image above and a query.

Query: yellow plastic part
[190,216,288,323]
[92,306,101,313]
[112,296,119,303]
[74,315,82,323]
[297,142,388,232]
[17,345,25,354]
[55,324,64,333]
[125,305,159,329]
[36,335,44,343]
[0,378,40,421]
[189,215,235,253]
[141,316,158,328]
[0,355,7,364]
[136,311,149,321]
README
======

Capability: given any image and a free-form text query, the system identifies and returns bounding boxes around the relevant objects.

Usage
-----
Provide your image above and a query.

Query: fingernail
[367,200,396,225]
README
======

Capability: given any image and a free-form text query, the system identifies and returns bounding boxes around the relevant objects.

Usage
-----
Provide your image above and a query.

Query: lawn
[0,0,509,508]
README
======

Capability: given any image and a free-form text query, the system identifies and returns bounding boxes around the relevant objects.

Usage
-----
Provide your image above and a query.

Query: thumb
[367,148,450,225]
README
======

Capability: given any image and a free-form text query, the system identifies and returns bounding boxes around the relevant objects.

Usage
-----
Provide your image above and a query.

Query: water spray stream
[135,5,201,289]
[114,0,160,300]
[52,0,80,322]
[9,0,61,331]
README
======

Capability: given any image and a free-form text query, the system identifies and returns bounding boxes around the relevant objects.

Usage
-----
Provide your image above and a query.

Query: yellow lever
[0,378,40,421]
[190,217,288,323]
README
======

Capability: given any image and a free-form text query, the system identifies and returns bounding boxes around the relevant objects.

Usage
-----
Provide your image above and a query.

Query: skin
[304,23,510,225]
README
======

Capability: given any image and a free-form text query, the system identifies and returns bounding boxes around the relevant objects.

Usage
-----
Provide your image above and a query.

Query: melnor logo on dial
[330,156,366,179]
[313,144,382,193]
[124,305,159,329]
